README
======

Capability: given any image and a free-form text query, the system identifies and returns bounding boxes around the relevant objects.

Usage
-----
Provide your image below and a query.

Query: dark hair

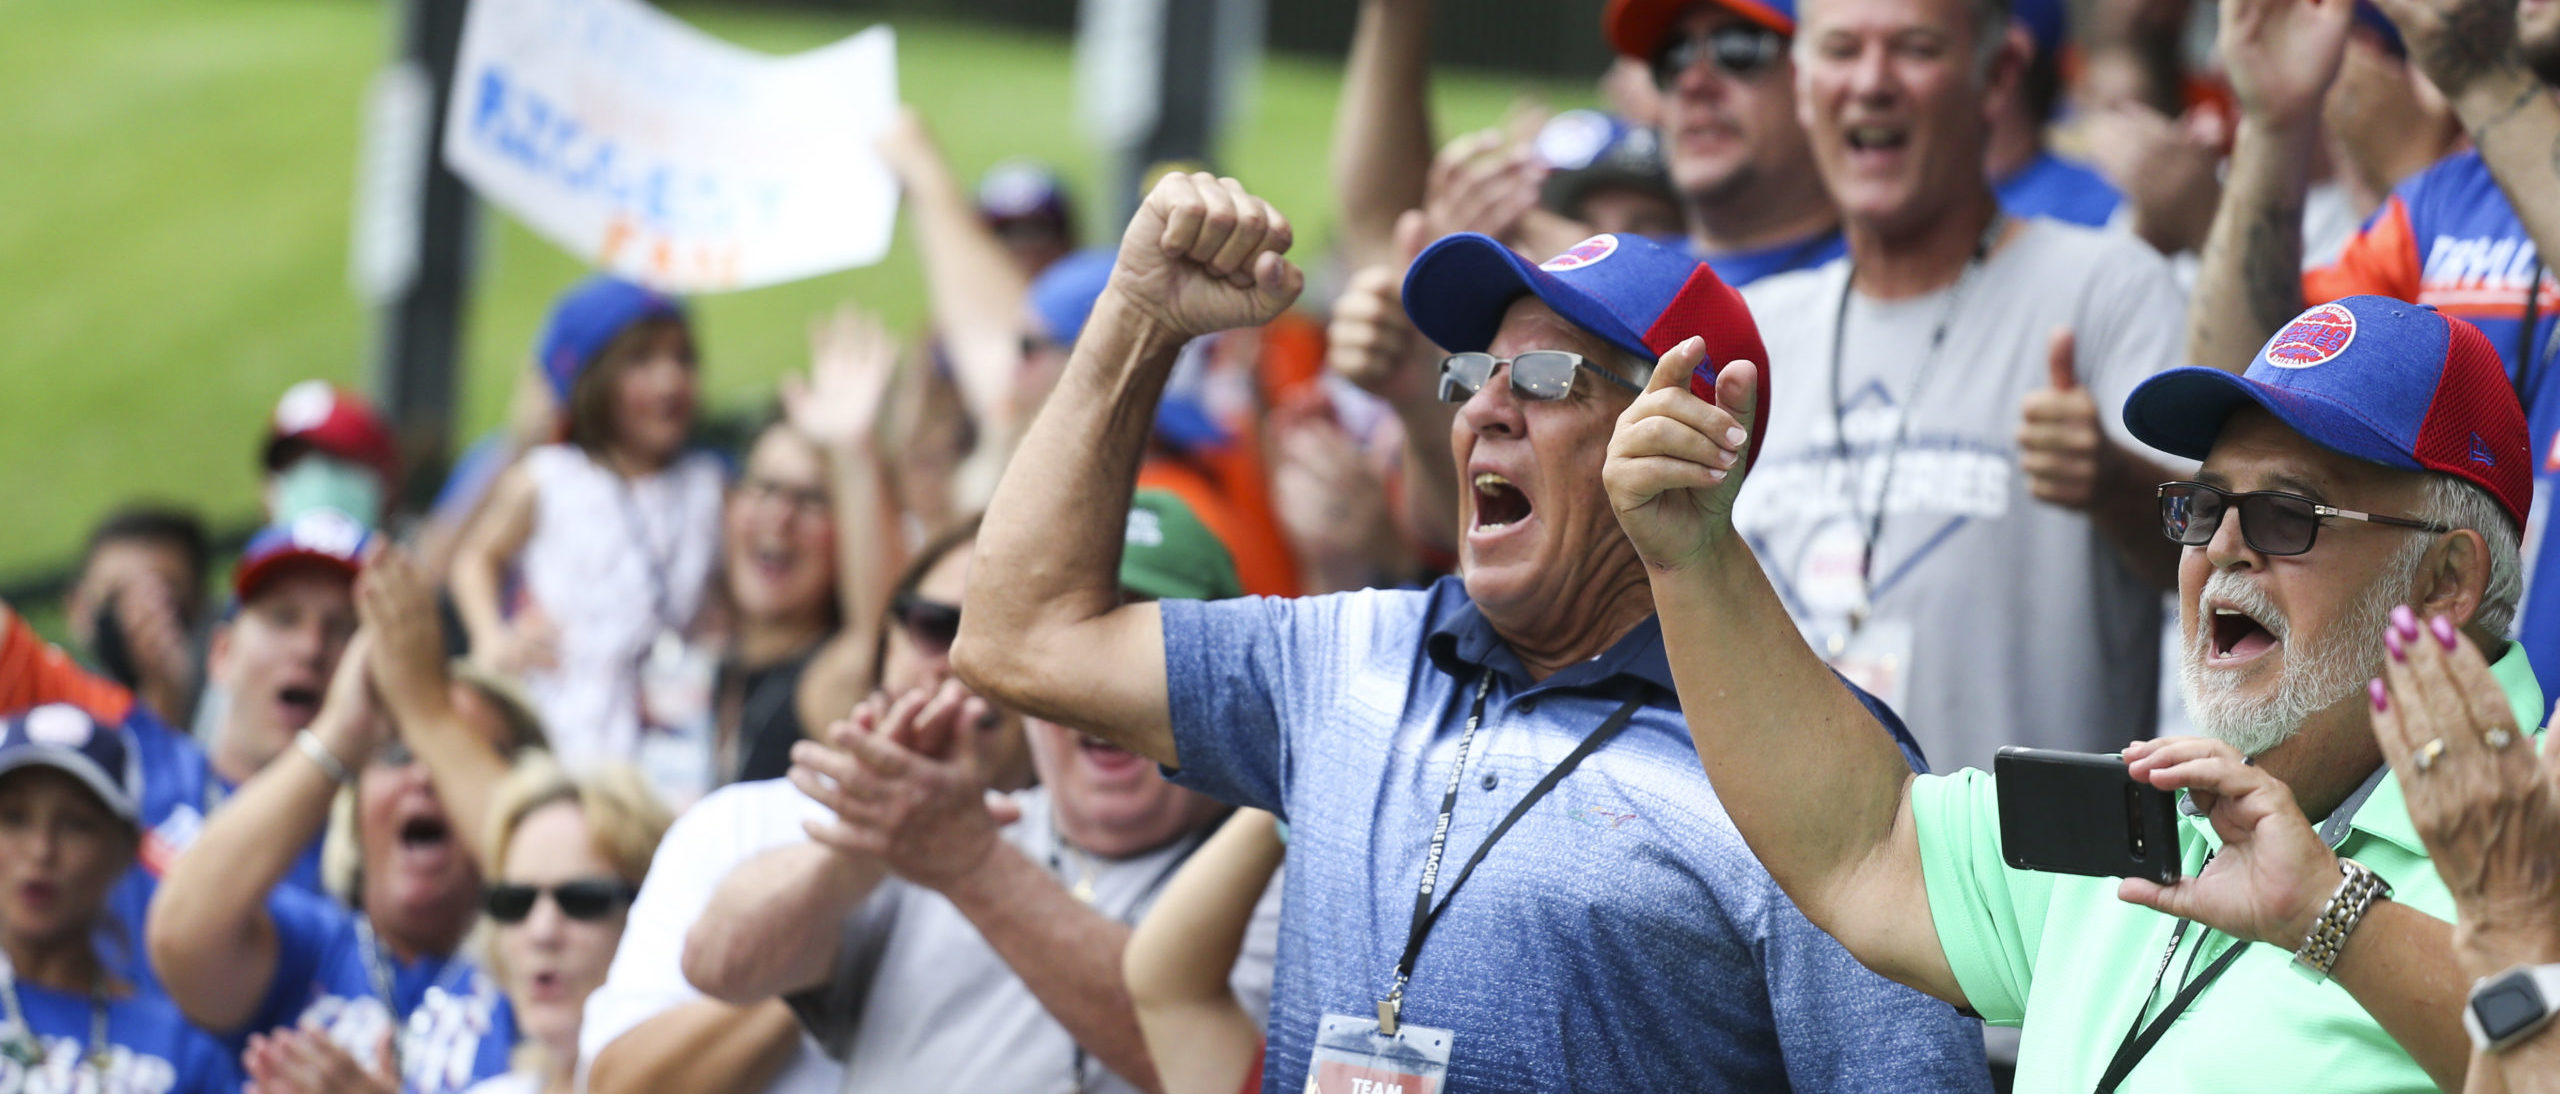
[867,514,984,686]
[2021,37,2064,125]
[566,317,695,457]
[84,505,211,585]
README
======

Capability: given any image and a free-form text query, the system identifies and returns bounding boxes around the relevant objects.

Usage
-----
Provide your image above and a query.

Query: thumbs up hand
[2017,328,2116,511]
[1605,336,1760,574]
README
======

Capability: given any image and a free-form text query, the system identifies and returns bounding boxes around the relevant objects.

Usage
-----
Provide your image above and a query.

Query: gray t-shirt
[1734,217,2187,773]
[788,787,1280,1094]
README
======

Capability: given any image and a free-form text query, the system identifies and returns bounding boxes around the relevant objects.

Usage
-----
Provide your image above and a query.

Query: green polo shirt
[1912,644,2544,1093]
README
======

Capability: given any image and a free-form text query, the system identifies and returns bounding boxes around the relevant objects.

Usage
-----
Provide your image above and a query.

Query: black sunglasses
[484,878,639,924]
[2157,481,2451,557]
[1651,25,1789,88]
[1437,351,1644,404]
[890,592,963,654]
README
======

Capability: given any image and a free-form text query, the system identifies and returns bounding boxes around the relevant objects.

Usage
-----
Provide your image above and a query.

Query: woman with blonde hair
[465,753,671,1094]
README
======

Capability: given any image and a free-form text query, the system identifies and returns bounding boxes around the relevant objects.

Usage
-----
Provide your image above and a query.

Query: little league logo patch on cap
[1540,235,1620,272]
[25,705,95,748]
[290,508,368,556]
[2265,302,2358,368]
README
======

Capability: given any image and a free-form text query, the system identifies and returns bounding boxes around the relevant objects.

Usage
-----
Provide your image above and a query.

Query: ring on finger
[2414,738,2448,772]
[2486,726,2516,750]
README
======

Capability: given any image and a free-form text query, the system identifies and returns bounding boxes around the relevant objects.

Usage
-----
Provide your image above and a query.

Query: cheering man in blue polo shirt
[956,170,1987,1091]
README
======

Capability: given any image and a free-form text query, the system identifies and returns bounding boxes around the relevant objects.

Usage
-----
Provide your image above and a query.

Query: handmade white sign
[445,0,899,292]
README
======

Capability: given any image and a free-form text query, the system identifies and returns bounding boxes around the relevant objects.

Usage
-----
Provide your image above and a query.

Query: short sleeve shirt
[0,980,240,1094]
[1912,643,2546,1092]
[1735,218,2188,773]
[576,778,844,1094]
[1160,578,1987,1093]
[241,886,515,1094]
[788,786,1280,1094]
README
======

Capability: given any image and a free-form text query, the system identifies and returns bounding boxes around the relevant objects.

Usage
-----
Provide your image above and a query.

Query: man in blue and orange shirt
[2189,0,2560,700]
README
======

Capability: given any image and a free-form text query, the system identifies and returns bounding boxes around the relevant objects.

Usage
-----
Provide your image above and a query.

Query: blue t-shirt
[0,978,239,1094]
[238,887,514,1094]
[109,712,327,991]
[1159,578,1986,1093]
[1994,150,2122,228]
[1694,229,1848,288]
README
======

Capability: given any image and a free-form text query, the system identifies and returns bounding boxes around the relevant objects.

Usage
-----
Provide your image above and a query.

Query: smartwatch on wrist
[2466,963,2560,1053]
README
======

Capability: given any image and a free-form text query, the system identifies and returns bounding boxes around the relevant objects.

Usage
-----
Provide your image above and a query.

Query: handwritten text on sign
[444,0,899,292]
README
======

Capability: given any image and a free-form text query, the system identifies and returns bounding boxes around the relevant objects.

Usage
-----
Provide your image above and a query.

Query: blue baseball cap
[1029,248,1118,347]
[536,276,688,403]
[2122,295,2531,529]
[1535,110,1678,219]
[233,507,373,602]
[2351,1,2407,58]
[1402,231,1772,472]
[2013,0,2066,58]
[0,705,140,824]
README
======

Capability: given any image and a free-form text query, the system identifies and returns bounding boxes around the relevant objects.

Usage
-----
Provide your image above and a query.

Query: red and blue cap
[2122,295,2531,529]
[264,380,399,490]
[1605,0,1795,58]
[0,704,140,824]
[233,508,373,601]
[1402,231,1771,473]
[536,276,688,403]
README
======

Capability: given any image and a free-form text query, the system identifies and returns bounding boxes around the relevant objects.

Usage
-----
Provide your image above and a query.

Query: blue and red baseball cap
[264,380,399,490]
[536,276,688,404]
[1606,0,1795,59]
[1028,248,1118,346]
[1402,231,1771,472]
[0,704,140,824]
[1535,110,1679,219]
[233,508,373,601]
[2122,295,2531,529]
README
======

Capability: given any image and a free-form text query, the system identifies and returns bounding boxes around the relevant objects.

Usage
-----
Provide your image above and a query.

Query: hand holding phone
[1995,747,2183,883]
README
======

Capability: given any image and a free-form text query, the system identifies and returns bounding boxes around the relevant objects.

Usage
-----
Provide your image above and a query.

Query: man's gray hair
[1792,0,2014,79]
[2420,475,2524,635]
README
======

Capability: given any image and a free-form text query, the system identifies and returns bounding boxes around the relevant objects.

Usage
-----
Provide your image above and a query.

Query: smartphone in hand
[1994,747,2182,884]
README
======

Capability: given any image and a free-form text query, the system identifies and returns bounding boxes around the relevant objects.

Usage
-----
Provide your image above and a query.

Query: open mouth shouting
[2205,598,2283,669]
[274,683,324,729]
[1472,471,1533,533]
[1841,121,1912,170]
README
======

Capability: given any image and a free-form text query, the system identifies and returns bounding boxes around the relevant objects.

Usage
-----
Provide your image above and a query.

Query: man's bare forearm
[902,145,1034,434]
[1331,0,1434,273]
[587,998,802,1094]
[2319,902,2477,1092]
[684,843,884,1003]
[944,841,1159,1094]
[2453,69,2560,303]
[2189,118,2320,373]
[953,288,1186,762]
[1649,530,1960,1000]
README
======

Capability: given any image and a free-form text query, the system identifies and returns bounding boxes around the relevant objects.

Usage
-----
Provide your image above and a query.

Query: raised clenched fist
[1109,172,1305,340]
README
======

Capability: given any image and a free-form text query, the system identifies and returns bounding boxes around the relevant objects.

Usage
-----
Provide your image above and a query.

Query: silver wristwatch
[2467,964,2560,1053]
[2292,858,2391,981]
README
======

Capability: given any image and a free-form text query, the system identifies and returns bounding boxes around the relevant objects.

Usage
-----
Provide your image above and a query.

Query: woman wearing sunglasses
[465,755,668,1094]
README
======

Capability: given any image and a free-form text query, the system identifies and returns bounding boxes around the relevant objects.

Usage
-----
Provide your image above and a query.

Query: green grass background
[0,0,1588,587]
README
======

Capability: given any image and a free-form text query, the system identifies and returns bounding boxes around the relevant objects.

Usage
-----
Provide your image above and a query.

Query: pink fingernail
[2370,678,2387,712]
[2390,604,2418,638]
[2432,615,2458,649]
[1726,427,1748,446]
[1706,469,1728,483]
[2386,628,2405,662]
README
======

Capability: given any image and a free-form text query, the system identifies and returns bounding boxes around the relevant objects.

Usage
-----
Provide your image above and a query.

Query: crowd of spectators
[10,0,2560,1091]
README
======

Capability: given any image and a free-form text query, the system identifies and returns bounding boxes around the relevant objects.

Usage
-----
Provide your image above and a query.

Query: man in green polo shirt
[1605,292,2536,1091]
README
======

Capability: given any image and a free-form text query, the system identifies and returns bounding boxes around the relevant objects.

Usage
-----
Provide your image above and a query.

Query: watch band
[2293,858,2391,981]
[294,729,355,787]
[2467,963,2560,1053]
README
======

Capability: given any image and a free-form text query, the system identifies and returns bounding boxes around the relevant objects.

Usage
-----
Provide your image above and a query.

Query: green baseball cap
[1120,490,1244,601]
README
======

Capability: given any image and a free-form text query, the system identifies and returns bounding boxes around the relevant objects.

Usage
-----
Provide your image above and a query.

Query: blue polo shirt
[1161,577,1985,1093]
[1995,150,2123,229]
[1695,229,1849,288]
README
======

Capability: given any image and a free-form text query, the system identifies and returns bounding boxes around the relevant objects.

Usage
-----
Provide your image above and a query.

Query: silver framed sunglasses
[1437,351,1644,404]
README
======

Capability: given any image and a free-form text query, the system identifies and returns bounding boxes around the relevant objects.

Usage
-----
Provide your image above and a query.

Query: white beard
[2177,561,2404,756]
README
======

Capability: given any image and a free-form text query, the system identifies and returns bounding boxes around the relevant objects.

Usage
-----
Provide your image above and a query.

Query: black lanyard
[1378,674,1647,1033]
[1825,213,2006,609]
[356,916,412,1084]
[2093,891,2249,1093]
[611,473,682,633]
